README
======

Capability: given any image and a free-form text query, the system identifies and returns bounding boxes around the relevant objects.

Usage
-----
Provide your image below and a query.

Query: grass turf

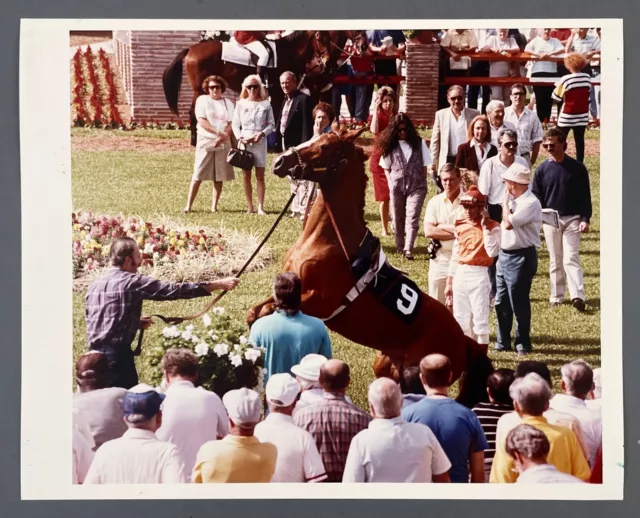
[71,129,600,409]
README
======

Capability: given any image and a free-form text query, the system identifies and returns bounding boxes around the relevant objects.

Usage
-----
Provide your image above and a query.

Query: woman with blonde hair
[184,75,235,213]
[232,74,276,214]
[369,86,398,236]
[455,115,498,173]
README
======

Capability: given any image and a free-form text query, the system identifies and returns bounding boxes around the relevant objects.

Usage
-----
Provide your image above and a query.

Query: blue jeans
[495,247,538,352]
[353,71,373,122]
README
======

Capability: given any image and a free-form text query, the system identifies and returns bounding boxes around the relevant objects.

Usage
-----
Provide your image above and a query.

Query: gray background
[2,1,637,515]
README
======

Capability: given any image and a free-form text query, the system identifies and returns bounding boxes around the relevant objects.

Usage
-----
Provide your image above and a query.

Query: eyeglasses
[503,142,517,149]
[208,85,221,90]
[449,96,464,101]
[542,143,556,149]
[246,85,259,90]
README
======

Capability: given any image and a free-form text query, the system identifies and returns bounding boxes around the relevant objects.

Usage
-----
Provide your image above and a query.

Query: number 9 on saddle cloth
[350,231,423,326]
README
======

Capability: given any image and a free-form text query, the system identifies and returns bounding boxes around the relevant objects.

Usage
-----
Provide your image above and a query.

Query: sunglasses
[246,84,260,90]
[397,127,407,132]
[208,85,221,90]
[503,142,517,149]
[449,96,464,101]
[511,92,526,97]
[542,143,556,149]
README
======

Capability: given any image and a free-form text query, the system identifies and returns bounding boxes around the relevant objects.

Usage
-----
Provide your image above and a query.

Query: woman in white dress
[232,75,275,215]
[483,29,521,104]
[184,75,235,213]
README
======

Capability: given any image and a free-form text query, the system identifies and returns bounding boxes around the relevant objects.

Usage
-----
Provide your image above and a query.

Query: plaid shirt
[85,267,210,350]
[293,392,371,482]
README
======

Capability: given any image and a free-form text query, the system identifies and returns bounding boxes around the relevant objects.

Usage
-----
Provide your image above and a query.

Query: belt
[501,246,536,255]
[521,152,530,158]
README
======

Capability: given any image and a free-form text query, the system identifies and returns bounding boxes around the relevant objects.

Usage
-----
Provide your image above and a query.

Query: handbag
[226,140,255,170]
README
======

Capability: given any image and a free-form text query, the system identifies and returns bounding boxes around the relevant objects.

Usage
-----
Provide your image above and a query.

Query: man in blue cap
[84,384,186,484]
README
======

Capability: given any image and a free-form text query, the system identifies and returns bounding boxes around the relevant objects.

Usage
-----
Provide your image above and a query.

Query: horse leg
[372,350,405,383]
[246,296,276,328]
[189,94,198,147]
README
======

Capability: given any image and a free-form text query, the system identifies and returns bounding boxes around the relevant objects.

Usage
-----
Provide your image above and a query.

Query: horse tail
[456,337,494,409]
[162,47,190,116]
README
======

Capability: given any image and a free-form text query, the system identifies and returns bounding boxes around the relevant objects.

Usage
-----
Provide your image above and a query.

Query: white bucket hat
[290,354,328,382]
[502,162,532,185]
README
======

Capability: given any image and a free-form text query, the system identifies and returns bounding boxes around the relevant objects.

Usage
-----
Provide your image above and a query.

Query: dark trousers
[467,61,490,113]
[531,72,557,123]
[374,59,399,94]
[92,344,139,389]
[558,125,586,163]
[487,203,503,298]
[495,246,538,353]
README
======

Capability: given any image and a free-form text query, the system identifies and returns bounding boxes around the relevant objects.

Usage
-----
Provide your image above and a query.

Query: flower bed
[72,210,272,290]
[147,308,266,398]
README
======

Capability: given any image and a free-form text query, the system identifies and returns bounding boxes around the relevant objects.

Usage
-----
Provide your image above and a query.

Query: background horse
[247,128,494,409]
[162,31,348,146]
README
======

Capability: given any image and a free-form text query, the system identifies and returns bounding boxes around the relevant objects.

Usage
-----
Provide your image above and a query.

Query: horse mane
[341,138,370,220]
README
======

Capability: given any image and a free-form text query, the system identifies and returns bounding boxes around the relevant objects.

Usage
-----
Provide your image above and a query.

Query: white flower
[233,343,242,352]
[162,327,173,338]
[202,314,212,327]
[162,256,170,263]
[191,335,200,344]
[170,326,181,338]
[214,343,229,357]
[207,330,219,340]
[229,353,243,367]
[143,243,154,255]
[181,330,192,341]
[194,342,209,357]
[186,324,195,333]
[213,307,225,315]
[239,335,248,345]
[244,349,261,364]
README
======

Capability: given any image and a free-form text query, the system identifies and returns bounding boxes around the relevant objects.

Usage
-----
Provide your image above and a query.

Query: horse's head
[273,128,368,183]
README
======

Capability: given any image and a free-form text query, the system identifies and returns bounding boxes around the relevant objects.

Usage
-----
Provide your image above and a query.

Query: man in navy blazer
[276,71,314,152]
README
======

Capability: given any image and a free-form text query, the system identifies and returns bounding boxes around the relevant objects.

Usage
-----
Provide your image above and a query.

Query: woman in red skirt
[369,86,398,236]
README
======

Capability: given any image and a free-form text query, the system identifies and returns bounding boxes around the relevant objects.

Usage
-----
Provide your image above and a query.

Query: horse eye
[321,144,328,150]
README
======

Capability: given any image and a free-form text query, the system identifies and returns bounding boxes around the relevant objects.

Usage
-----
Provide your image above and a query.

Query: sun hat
[265,373,301,407]
[122,383,165,423]
[222,387,262,426]
[290,354,328,381]
[501,162,532,185]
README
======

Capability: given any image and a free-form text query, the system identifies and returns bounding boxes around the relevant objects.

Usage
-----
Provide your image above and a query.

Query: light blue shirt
[249,310,332,382]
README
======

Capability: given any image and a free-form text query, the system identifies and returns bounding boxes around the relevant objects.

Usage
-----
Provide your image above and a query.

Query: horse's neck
[304,169,368,257]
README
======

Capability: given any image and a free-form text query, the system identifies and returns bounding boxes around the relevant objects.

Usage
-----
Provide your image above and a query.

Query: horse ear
[343,127,367,142]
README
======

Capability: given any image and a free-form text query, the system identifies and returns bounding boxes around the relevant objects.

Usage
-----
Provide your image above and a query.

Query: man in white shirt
[586,367,601,411]
[342,377,451,483]
[485,100,516,148]
[84,384,186,484]
[72,427,94,484]
[506,424,585,484]
[254,373,327,482]
[291,354,329,412]
[430,85,480,191]
[423,163,462,305]
[549,360,602,467]
[504,83,543,169]
[155,349,229,481]
[494,163,542,355]
[478,129,528,300]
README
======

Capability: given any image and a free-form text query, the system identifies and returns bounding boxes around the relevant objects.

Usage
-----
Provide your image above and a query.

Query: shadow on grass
[531,334,601,347]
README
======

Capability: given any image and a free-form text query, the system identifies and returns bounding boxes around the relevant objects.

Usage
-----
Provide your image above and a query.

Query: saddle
[221,40,278,69]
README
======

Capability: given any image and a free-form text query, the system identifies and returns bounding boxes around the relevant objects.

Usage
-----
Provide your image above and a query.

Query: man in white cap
[192,387,276,483]
[84,384,186,484]
[254,374,327,482]
[494,162,542,355]
[291,354,328,410]
[343,378,451,483]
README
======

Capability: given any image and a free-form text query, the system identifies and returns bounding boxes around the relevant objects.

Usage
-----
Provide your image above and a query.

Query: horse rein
[133,191,297,356]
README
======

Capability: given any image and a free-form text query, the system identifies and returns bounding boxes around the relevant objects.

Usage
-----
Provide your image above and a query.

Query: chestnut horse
[162,31,349,146]
[247,128,494,409]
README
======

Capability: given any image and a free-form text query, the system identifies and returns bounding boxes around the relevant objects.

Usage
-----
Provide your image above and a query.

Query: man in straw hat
[445,185,501,345]
[192,387,276,483]
[254,373,327,482]
[85,237,240,390]
[494,162,542,355]
[84,383,186,484]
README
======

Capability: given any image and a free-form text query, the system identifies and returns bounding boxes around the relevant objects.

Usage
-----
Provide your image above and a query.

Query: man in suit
[429,85,480,192]
[276,71,314,152]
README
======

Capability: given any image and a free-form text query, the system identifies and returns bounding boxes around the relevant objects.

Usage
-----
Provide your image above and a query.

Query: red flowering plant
[72,210,271,289]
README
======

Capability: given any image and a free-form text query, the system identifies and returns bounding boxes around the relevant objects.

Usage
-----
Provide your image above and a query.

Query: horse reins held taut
[133,193,296,356]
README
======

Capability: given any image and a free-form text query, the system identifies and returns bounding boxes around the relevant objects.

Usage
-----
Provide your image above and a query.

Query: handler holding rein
[85,237,240,389]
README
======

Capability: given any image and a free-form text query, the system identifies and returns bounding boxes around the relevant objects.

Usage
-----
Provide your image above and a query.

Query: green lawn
[71,129,600,409]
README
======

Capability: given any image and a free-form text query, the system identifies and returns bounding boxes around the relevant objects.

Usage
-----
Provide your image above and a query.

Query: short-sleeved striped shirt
[551,73,592,127]
[293,392,371,482]
[472,402,514,471]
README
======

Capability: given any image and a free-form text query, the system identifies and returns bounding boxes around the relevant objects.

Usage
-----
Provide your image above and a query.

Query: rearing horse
[162,31,349,145]
[247,128,494,409]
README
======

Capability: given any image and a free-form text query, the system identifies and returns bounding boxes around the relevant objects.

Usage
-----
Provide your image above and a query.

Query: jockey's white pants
[244,41,271,66]
[452,264,491,344]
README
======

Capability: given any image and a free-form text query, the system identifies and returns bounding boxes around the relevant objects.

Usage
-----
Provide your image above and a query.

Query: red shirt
[234,31,266,45]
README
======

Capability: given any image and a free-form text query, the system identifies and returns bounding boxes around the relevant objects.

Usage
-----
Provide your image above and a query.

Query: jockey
[233,31,273,79]
[445,185,501,345]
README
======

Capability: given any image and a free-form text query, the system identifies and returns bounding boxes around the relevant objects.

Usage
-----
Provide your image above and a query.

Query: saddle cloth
[368,262,423,326]
[221,40,278,68]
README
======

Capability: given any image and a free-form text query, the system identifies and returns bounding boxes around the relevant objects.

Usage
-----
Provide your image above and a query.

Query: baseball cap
[122,383,165,423]
[290,354,328,381]
[265,373,301,407]
[222,387,261,426]
[460,185,487,206]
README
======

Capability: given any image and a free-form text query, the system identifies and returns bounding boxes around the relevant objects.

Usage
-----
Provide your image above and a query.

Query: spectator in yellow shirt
[490,373,590,483]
